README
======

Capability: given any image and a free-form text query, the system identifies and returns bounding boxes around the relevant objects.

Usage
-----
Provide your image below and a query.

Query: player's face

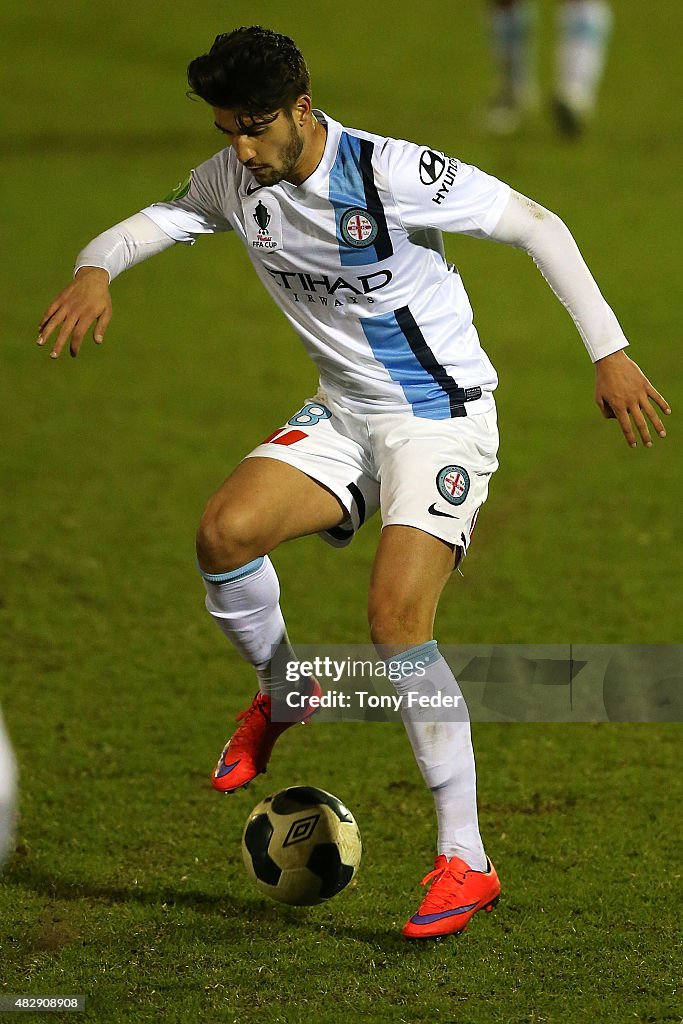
[213,105,306,187]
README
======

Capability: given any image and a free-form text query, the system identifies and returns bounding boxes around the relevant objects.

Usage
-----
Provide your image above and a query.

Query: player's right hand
[37,267,112,359]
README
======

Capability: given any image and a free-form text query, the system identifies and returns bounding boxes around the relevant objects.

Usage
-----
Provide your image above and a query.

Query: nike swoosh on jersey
[246,179,266,195]
[428,503,458,519]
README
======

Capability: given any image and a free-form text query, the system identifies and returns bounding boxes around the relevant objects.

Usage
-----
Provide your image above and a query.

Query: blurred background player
[485,0,613,135]
[0,709,17,870]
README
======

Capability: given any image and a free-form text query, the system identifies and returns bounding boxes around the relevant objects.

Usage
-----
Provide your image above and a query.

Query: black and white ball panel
[241,786,362,906]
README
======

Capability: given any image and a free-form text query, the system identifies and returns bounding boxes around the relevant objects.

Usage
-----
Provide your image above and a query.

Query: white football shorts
[244,391,499,557]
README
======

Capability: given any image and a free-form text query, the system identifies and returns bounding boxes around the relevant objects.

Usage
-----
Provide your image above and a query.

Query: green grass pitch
[1,2,681,1021]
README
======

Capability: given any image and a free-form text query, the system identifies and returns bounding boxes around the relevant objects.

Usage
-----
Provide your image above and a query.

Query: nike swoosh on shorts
[428,503,457,519]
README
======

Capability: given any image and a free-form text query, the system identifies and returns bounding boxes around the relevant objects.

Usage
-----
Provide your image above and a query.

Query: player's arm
[384,144,670,447]
[39,156,234,359]
[489,191,670,447]
[38,213,175,359]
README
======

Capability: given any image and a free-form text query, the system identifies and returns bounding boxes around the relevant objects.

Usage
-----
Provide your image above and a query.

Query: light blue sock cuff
[198,557,265,584]
[386,640,442,669]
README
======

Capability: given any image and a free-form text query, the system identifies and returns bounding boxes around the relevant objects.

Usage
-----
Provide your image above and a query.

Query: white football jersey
[142,112,511,419]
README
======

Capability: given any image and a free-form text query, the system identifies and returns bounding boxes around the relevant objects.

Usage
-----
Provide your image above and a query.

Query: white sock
[391,642,487,871]
[556,0,613,112]
[200,557,297,701]
[490,0,538,104]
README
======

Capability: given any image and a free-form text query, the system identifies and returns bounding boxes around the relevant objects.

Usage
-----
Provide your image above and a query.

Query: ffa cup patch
[436,465,470,506]
[245,197,284,251]
[340,208,379,248]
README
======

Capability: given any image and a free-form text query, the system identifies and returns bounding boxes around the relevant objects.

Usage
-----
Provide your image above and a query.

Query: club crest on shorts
[340,208,379,248]
[436,465,470,506]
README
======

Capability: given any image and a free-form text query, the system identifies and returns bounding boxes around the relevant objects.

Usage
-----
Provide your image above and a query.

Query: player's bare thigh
[368,525,457,654]
[196,456,347,574]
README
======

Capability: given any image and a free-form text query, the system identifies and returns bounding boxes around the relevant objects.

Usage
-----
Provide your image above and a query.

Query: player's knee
[196,501,270,573]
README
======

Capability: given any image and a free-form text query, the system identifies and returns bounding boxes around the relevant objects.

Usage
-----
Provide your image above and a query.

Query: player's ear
[292,95,312,126]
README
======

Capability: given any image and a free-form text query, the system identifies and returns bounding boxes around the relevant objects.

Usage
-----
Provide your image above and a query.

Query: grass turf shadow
[3,861,407,949]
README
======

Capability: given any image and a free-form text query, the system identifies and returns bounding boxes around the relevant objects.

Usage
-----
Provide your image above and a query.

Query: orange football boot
[212,678,323,794]
[403,854,500,939]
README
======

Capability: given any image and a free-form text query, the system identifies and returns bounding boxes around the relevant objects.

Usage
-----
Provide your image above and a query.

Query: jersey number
[287,403,332,427]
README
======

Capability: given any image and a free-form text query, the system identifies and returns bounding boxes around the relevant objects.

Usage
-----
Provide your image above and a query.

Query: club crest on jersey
[436,465,470,506]
[245,197,283,251]
[340,208,379,248]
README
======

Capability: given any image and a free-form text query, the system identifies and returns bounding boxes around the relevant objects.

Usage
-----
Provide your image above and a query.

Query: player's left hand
[594,349,671,448]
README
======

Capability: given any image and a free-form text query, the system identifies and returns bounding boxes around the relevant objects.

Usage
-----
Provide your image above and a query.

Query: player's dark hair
[187,26,311,123]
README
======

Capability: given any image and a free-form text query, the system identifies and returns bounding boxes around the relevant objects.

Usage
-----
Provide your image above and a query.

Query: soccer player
[37,27,669,939]
[486,0,613,135]
[0,709,17,871]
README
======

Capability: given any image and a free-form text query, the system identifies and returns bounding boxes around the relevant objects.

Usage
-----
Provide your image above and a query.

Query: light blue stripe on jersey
[361,311,452,419]
[328,132,377,267]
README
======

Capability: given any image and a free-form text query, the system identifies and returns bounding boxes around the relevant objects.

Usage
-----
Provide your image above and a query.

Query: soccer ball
[241,786,362,906]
